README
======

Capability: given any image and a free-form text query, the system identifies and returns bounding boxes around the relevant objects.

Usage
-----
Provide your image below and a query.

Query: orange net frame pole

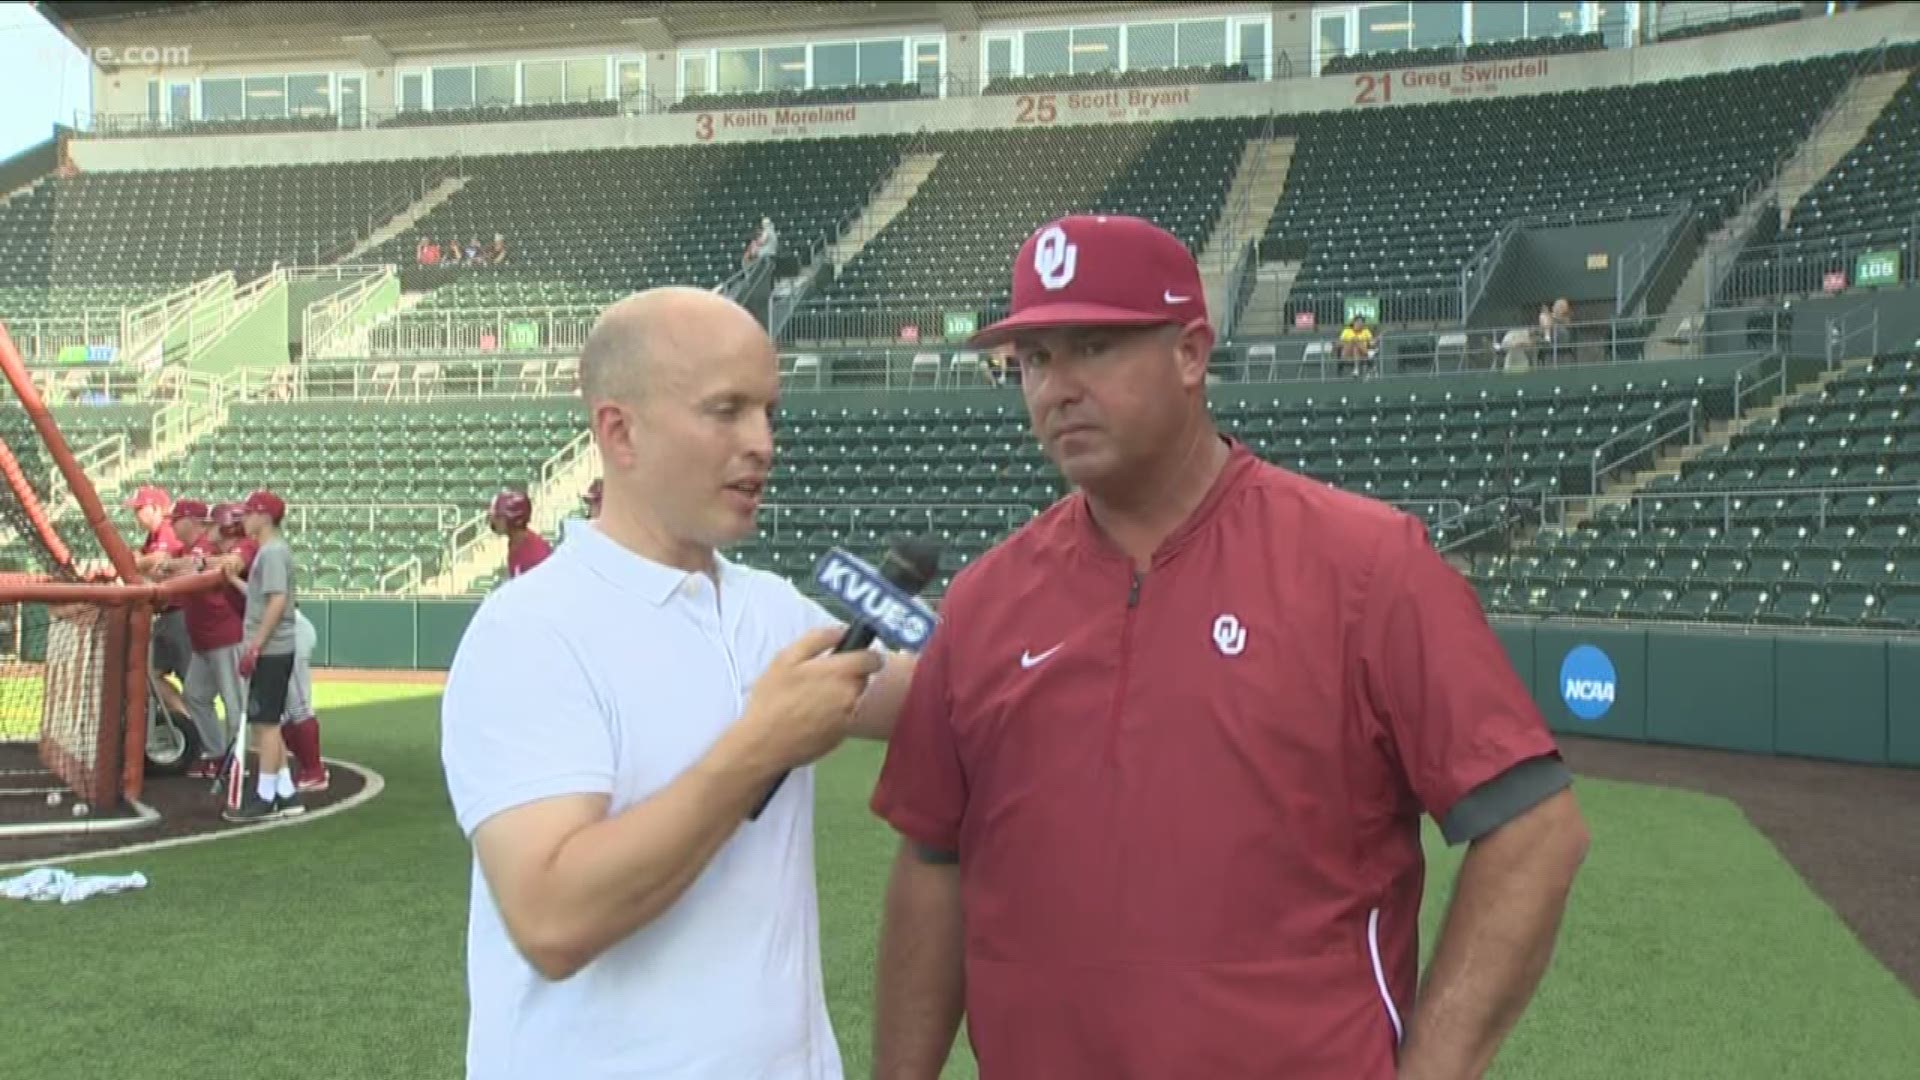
[122,599,151,802]
[0,320,143,585]
[0,427,73,570]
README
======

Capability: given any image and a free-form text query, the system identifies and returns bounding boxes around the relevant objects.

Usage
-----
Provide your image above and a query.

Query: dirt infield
[0,745,367,866]
[1561,734,1920,996]
[315,667,447,685]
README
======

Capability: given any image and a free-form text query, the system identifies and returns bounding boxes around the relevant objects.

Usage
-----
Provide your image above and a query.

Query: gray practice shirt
[245,538,299,656]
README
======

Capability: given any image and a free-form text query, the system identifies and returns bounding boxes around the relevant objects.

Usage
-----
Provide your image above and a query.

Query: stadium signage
[693,105,859,142]
[1353,57,1551,106]
[1012,87,1193,125]
[1559,644,1617,722]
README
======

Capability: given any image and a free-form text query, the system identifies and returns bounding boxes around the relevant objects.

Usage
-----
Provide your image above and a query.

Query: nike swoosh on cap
[1164,290,1191,303]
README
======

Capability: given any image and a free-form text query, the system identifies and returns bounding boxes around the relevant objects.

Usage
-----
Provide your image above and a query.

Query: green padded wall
[1888,640,1920,768]
[1774,636,1889,765]
[1645,631,1774,754]
[327,599,416,669]
[1533,626,1646,740]
[416,600,481,670]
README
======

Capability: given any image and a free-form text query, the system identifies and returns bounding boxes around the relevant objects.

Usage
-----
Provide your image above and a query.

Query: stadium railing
[1536,483,1920,535]
[361,305,597,361]
[1715,222,1920,308]
[236,355,580,402]
[301,265,399,359]
[774,302,1800,390]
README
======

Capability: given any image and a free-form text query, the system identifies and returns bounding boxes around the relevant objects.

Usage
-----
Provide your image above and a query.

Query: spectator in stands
[417,237,438,266]
[487,233,508,266]
[1549,298,1573,362]
[744,215,779,269]
[1338,314,1374,377]
[1499,325,1537,372]
[127,485,192,722]
[466,237,483,264]
[446,236,465,266]
[582,477,603,521]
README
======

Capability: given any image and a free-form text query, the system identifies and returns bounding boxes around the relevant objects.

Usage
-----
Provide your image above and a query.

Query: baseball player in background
[212,502,327,792]
[869,215,1590,1080]
[488,489,552,579]
[157,499,241,778]
[127,484,193,721]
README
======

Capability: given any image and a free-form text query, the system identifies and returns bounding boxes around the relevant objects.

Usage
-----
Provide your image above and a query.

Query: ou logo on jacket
[1033,225,1078,290]
[1212,614,1247,657]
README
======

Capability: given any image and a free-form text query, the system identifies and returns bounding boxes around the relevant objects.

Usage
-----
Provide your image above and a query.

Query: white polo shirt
[441,518,843,1080]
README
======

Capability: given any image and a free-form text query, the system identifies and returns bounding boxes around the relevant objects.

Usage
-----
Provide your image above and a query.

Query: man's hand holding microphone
[713,625,882,799]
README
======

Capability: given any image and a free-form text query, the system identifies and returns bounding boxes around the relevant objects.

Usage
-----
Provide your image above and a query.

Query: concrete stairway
[1648,67,1911,359]
[1233,260,1303,338]
[1564,357,1865,531]
[418,433,598,596]
[1196,137,1295,324]
[826,152,942,272]
[340,176,469,262]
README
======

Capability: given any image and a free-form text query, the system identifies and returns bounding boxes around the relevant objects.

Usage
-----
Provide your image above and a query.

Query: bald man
[441,287,917,1080]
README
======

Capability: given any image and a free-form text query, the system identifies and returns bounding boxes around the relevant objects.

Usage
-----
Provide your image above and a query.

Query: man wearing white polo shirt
[441,287,915,1080]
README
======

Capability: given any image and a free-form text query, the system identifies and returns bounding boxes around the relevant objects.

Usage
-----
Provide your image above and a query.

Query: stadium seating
[670,83,921,113]
[1471,350,1920,628]
[1657,6,1801,44]
[141,401,583,591]
[410,280,622,313]
[382,100,620,129]
[724,370,1733,594]
[796,119,1250,341]
[1724,68,1920,303]
[982,63,1250,96]
[1320,32,1604,77]
[367,136,907,296]
[1262,56,1854,324]
[0,161,454,289]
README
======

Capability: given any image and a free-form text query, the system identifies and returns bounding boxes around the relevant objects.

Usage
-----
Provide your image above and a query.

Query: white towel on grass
[0,867,148,903]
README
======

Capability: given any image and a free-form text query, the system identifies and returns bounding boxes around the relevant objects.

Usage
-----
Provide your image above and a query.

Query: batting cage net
[0,322,226,836]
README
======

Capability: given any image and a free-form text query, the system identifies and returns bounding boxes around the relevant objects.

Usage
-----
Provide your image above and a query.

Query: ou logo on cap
[1212,614,1246,657]
[1034,224,1078,291]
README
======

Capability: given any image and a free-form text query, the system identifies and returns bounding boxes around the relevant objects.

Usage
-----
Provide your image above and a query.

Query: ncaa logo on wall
[1559,644,1616,721]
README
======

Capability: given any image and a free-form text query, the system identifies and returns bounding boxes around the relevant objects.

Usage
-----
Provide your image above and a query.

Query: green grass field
[2,683,1917,1079]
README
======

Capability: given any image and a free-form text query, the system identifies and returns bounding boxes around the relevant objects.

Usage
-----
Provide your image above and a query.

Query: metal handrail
[1587,399,1698,494]
[1541,483,1920,534]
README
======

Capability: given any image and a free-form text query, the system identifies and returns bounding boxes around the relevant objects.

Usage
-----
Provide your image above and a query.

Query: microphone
[748,536,943,821]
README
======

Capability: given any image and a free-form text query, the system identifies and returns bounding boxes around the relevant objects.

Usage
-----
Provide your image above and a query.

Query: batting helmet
[212,502,246,538]
[583,478,603,511]
[490,489,533,529]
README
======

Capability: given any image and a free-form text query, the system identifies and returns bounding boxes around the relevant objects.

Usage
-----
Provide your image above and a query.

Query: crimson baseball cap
[124,485,170,511]
[969,214,1209,349]
[242,490,286,524]
[169,499,210,522]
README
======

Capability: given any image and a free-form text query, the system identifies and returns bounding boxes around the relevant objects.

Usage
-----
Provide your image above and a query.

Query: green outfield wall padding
[1774,636,1889,765]
[416,600,480,670]
[1532,626,1646,741]
[1645,631,1774,754]
[326,599,416,670]
[1887,640,1920,768]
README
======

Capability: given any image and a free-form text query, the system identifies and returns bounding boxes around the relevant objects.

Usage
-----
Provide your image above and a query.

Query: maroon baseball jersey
[506,531,552,579]
[143,521,187,612]
[870,437,1560,1079]
[180,535,243,652]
